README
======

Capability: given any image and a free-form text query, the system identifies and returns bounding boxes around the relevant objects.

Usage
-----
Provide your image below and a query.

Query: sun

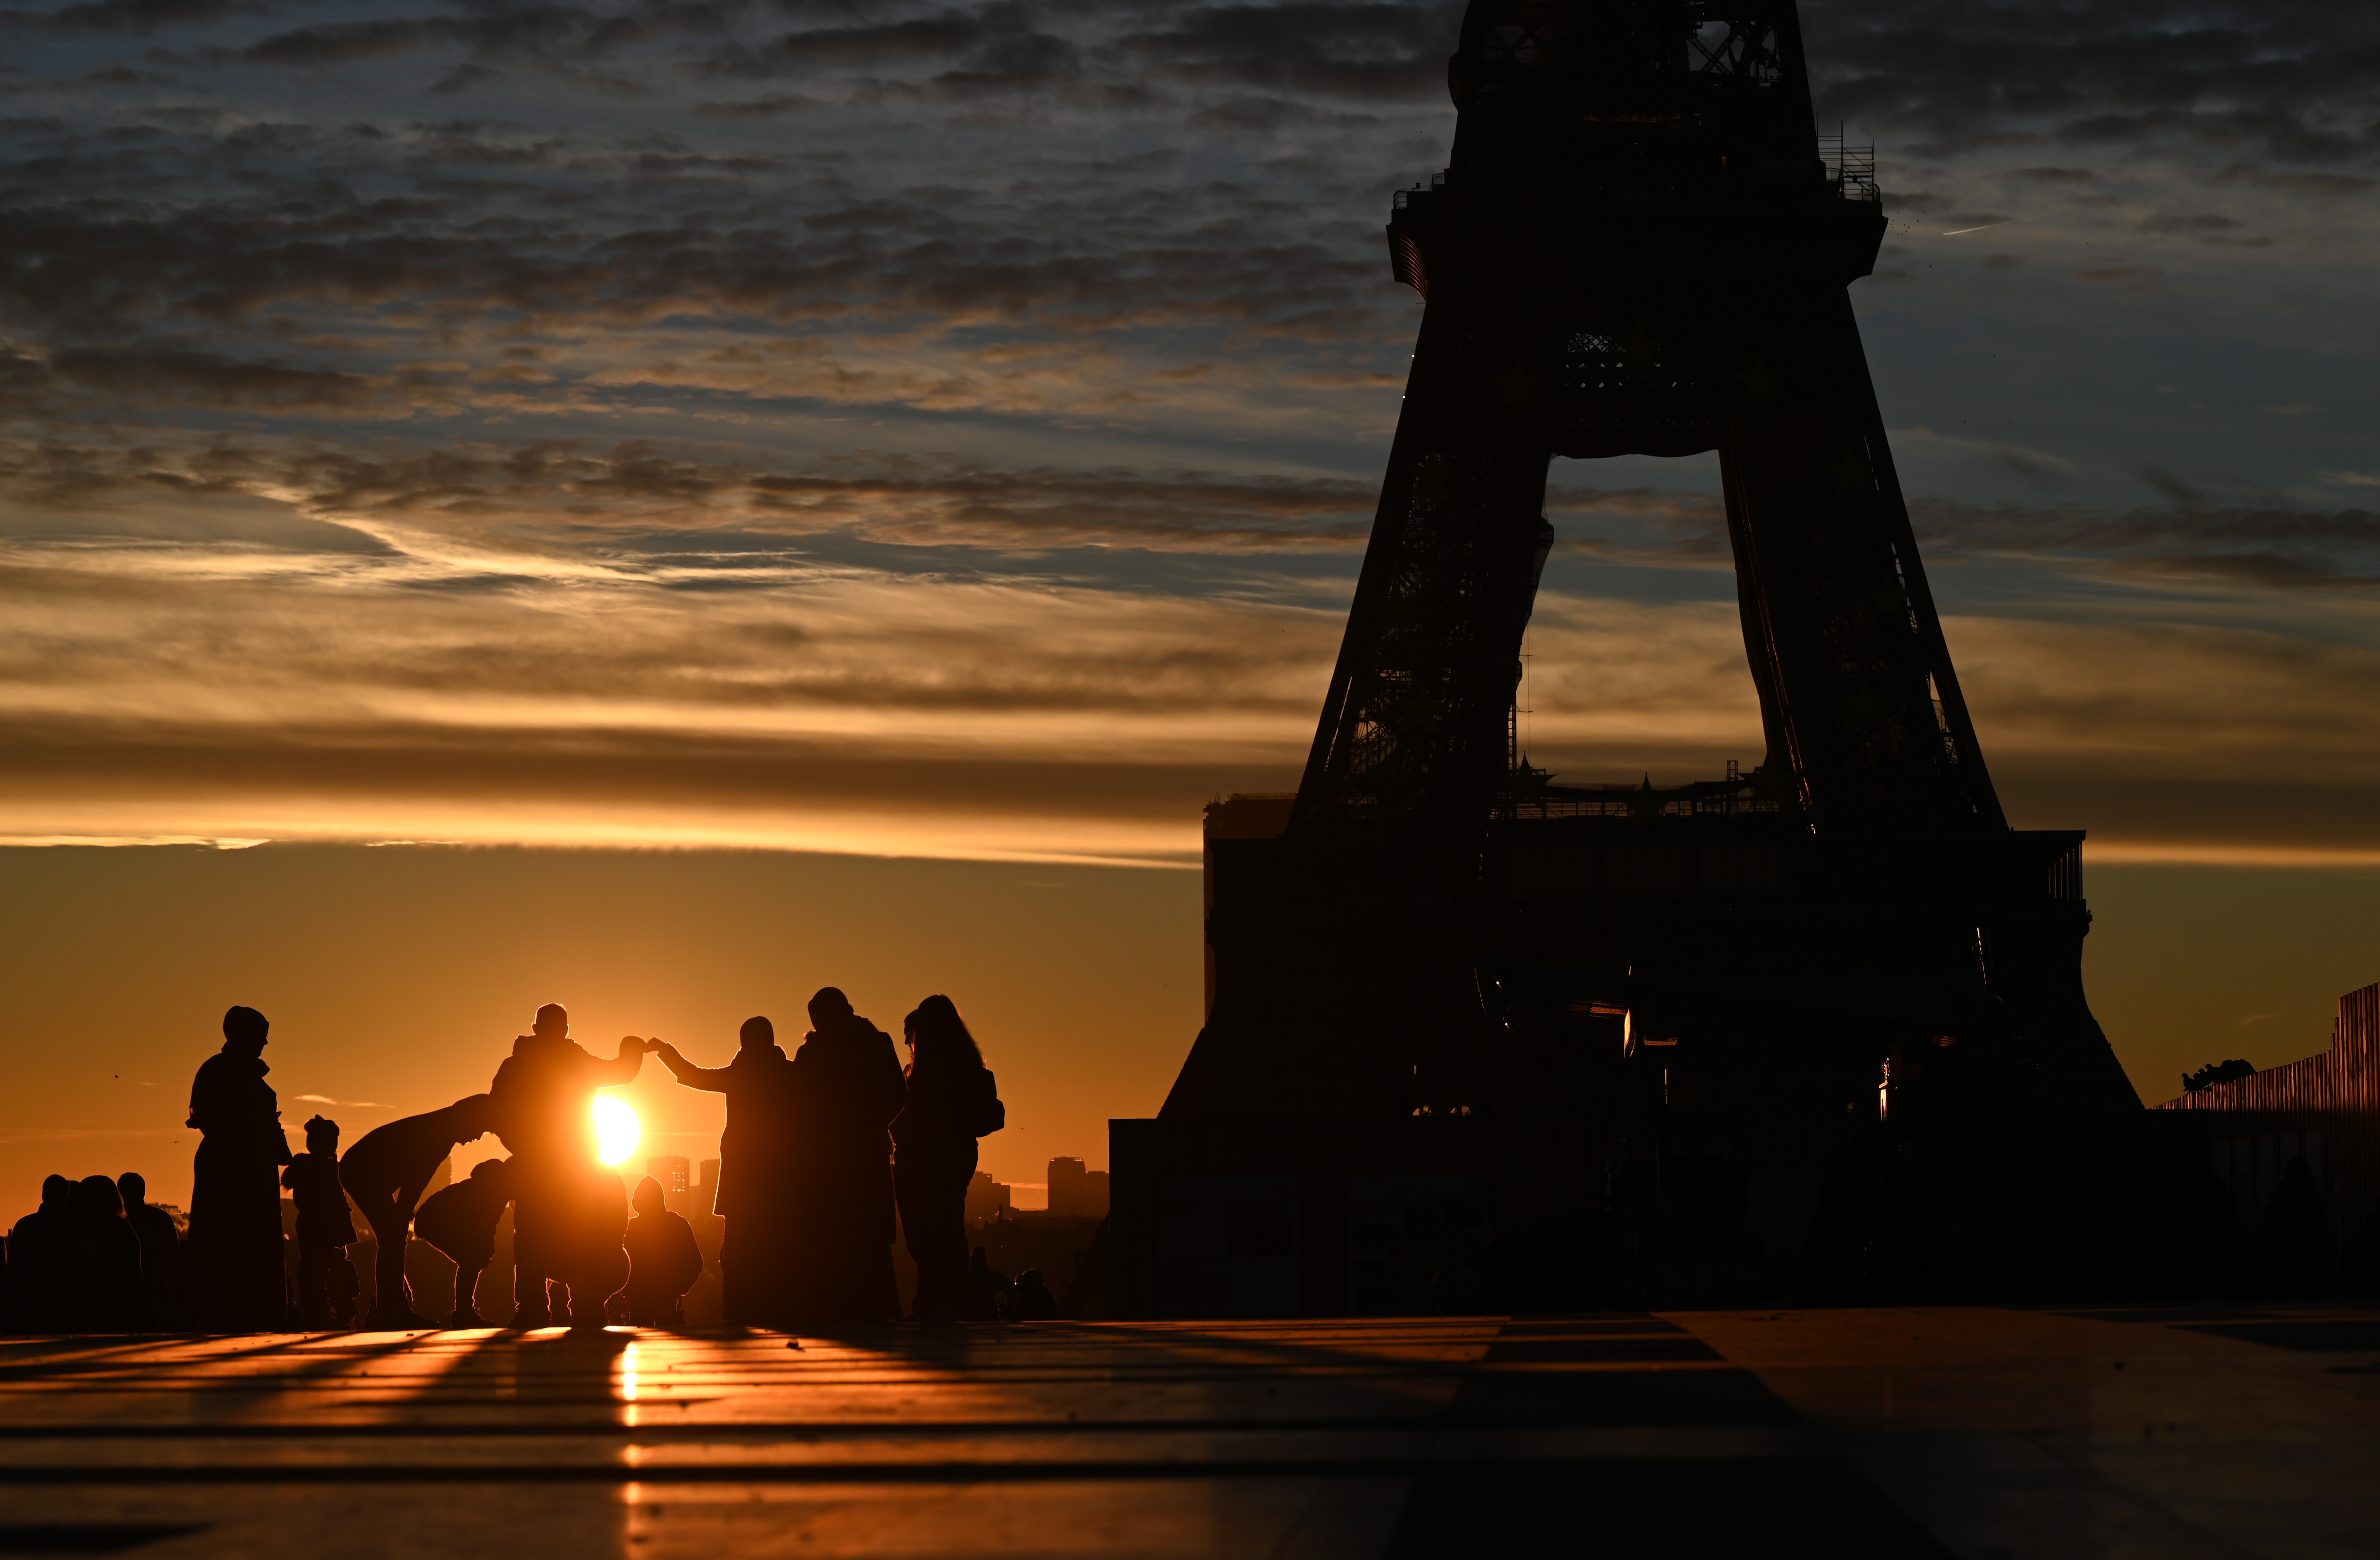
[592,1096,641,1166]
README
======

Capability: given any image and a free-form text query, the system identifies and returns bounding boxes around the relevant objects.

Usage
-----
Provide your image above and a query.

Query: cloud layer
[2,0,2376,862]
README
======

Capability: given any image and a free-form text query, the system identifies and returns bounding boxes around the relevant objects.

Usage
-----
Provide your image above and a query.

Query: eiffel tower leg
[1718,285,2003,833]
[1294,291,1557,842]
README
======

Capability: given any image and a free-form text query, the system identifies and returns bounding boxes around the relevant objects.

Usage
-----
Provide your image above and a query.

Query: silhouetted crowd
[2,988,1010,1335]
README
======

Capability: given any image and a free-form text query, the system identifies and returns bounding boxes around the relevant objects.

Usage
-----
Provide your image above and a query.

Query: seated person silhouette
[284,1116,360,1331]
[411,1158,516,1327]
[1009,1268,1058,1321]
[339,1094,499,1330]
[117,1174,178,1330]
[622,1175,702,1326]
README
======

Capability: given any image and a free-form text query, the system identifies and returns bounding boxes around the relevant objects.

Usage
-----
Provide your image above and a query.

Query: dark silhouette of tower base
[1110,0,2181,1318]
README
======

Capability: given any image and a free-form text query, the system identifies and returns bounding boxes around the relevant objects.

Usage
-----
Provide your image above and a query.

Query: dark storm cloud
[1911,498,2380,589]
[2,0,252,36]
[1112,2,1463,100]
[1805,0,2380,164]
[1550,483,2380,591]
[48,345,384,410]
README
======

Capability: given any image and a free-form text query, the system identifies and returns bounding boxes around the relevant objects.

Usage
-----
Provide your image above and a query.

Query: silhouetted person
[340,1095,498,1330]
[623,1175,703,1326]
[117,1174,178,1329]
[1009,1268,1057,1321]
[284,1116,359,1331]
[488,1005,646,1327]
[964,1245,1011,1321]
[891,995,1004,1324]
[651,1017,799,1327]
[412,1157,516,1327]
[788,988,907,1327]
[187,1005,292,1330]
[5,1176,74,1331]
[67,1176,144,1333]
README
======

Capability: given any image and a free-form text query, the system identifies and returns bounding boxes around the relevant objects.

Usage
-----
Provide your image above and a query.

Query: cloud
[2,0,253,36]
[1112,2,1463,101]
[1807,0,2380,164]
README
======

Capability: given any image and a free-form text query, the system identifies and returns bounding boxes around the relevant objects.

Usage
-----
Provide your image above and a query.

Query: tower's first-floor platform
[1,1305,2375,1558]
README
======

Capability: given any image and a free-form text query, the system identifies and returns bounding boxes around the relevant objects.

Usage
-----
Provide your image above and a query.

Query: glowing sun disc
[593,1096,641,1166]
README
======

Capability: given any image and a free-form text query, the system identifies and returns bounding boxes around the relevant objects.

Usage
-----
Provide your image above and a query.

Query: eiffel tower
[1123,0,2149,1312]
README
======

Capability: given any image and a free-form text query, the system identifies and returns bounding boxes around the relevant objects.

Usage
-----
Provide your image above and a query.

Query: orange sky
[2,842,2376,1214]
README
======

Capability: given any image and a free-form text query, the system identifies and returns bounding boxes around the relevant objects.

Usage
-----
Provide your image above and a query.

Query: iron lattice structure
[1162,0,2139,1132]
[1291,0,1999,843]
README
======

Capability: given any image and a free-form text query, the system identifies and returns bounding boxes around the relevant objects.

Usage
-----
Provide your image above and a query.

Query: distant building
[1048,1157,1110,1218]
[699,1159,720,1195]
[965,1171,1012,1226]
[648,1155,690,1194]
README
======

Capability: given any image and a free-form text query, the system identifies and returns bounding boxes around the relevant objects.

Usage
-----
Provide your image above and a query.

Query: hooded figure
[186,1005,292,1330]
[785,988,907,1327]
[622,1175,703,1326]
[651,1016,798,1326]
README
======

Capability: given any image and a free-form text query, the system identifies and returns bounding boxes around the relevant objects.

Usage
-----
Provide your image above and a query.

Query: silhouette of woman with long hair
[187,1005,292,1330]
[649,1017,799,1328]
[893,995,1003,1324]
[787,988,907,1327]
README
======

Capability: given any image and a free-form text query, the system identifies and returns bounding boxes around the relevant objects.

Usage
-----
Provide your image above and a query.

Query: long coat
[790,1017,907,1247]
[786,1015,907,1324]
[186,1051,290,1328]
[663,1044,796,1222]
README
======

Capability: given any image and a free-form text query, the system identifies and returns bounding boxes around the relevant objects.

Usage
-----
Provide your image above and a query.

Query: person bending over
[412,1158,516,1327]
[339,1095,499,1330]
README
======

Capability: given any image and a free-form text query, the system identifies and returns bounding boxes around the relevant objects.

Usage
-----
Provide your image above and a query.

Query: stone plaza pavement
[0,1305,2374,1558]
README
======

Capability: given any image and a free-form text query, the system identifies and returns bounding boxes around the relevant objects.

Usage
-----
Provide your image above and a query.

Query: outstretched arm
[651,1041,733,1093]
[586,1036,648,1087]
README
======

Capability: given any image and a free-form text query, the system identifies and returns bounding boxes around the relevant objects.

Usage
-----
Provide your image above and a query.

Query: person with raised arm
[486,1004,646,1327]
[647,1017,799,1328]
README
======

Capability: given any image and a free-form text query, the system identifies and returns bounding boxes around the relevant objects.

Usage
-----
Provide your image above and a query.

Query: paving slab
[0,1305,2369,1558]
